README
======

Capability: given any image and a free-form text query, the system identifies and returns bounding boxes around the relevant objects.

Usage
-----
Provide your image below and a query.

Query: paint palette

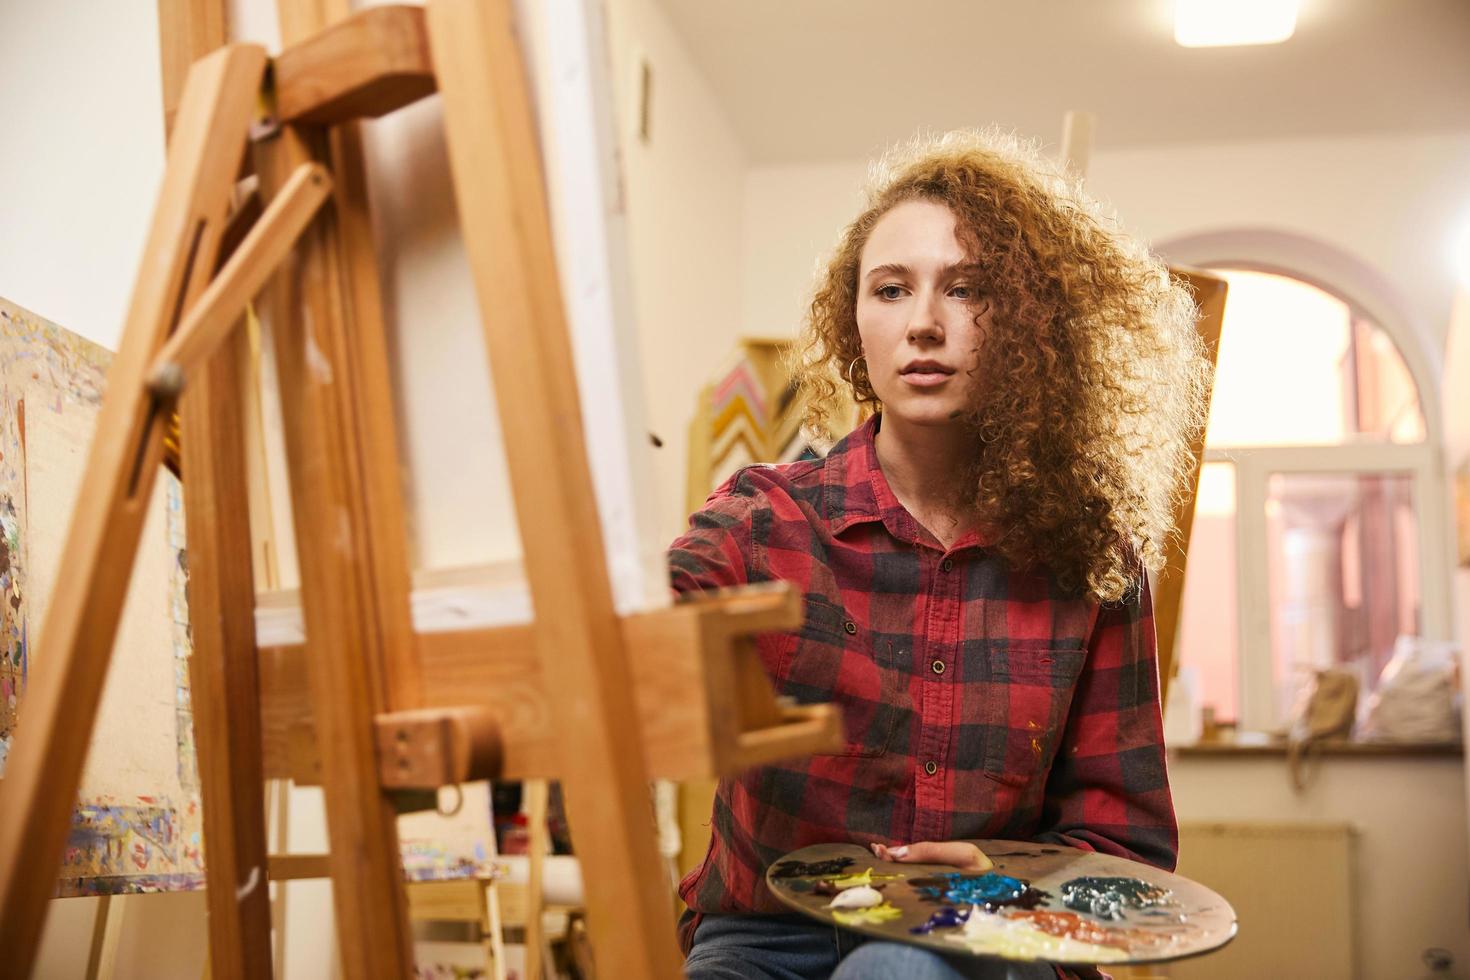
[765,841,1235,966]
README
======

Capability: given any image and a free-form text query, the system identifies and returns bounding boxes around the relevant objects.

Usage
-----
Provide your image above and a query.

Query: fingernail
[890,846,908,858]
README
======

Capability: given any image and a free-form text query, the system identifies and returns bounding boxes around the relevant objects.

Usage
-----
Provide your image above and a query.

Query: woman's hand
[868,840,993,872]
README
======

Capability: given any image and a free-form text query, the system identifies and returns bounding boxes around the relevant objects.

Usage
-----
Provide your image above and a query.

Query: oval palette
[765,840,1236,967]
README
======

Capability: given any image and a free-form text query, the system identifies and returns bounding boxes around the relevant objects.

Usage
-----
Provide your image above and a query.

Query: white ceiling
[650,0,1470,164]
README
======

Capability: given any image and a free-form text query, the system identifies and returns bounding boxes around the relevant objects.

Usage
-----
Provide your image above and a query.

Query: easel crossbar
[257,583,843,783]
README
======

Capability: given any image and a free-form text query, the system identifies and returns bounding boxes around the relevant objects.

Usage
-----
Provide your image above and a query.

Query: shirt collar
[822,414,996,551]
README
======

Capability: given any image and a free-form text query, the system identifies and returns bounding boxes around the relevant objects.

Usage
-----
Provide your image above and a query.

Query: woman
[669,130,1210,980]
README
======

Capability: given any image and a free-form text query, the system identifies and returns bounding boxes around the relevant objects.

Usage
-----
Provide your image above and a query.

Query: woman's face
[854,199,988,428]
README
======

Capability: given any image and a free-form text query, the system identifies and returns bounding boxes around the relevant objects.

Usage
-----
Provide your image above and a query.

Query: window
[1175,268,1447,734]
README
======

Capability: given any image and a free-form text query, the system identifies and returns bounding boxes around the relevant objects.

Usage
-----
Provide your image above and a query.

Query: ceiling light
[1175,0,1299,48]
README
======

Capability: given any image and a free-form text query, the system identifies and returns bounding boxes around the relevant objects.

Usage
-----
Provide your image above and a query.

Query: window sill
[1170,734,1463,758]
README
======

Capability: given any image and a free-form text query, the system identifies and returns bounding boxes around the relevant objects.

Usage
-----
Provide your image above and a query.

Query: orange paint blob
[1005,910,1173,951]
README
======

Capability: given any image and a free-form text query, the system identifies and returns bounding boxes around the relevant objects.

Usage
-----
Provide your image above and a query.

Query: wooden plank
[156,0,228,139]
[376,706,503,787]
[1154,268,1227,697]
[274,5,437,124]
[252,119,417,978]
[731,705,844,767]
[255,2,424,973]
[0,45,264,975]
[150,163,334,394]
[407,878,487,922]
[267,854,333,881]
[256,586,841,780]
[274,0,423,716]
[426,0,680,972]
[258,621,556,781]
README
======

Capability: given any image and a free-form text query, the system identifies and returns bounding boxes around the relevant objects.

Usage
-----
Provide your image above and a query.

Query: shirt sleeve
[1034,574,1179,871]
[667,473,758,596]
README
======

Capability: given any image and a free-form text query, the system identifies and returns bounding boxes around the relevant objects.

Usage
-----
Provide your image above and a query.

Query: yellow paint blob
[831,902,903,927]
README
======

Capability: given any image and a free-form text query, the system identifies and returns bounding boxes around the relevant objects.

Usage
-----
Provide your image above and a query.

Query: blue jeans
[684,913,1059,980]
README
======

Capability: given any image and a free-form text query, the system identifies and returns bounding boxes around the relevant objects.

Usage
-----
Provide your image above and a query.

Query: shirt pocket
[981,646,1086,788]
[775,597,903,758]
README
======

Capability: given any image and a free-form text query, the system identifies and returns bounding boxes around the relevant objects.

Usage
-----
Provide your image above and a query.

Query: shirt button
[941,558,954,572]
[924,761,938,776]
[843,620,857,635]
[931,659,945,675]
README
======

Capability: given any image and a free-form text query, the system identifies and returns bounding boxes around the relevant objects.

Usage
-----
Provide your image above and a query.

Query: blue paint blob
[913,872,1026,905]
[909,905,970,934]
[1060,876,1171,920]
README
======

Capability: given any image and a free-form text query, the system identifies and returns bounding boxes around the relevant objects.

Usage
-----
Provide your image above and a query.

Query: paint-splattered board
[766,841,1235,967]
[0,297,204,896]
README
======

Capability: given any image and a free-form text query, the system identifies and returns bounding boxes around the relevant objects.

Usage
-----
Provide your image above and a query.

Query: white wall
[740,161,866,345]
[0,0,164,348]
[606,0,749,545]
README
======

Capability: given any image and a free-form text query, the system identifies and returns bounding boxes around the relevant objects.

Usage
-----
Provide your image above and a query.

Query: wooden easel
[0,3,840,977]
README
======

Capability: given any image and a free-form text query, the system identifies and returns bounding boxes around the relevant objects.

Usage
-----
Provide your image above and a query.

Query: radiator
[1163,821,1356,980]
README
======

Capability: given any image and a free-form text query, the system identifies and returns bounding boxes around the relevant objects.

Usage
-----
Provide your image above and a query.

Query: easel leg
[84,894,127,980]
[427,1,680,975]
[482,796,508,980]
[182,316,272,978]
[0,45,265,975]
[524,781,549,980]
[267,778,291,980]
[156,54,274,977]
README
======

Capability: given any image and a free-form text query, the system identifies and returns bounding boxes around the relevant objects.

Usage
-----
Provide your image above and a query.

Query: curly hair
[792,129,1211,604]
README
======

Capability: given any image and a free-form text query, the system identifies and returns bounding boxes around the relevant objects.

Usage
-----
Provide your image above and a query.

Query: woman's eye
[950,285,973,300]
[877,284,905,300]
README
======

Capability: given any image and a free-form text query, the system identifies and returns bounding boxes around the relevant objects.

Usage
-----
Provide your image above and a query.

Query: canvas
[0,296,204,896]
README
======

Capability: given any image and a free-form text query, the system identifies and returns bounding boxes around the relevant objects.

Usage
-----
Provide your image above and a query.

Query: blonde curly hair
[792,129,1211,603]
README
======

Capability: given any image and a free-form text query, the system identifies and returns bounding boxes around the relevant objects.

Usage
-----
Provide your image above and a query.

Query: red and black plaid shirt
[669,415,1177,955]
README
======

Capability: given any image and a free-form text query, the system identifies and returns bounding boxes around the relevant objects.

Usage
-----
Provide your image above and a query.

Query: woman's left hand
[868,840,993,871]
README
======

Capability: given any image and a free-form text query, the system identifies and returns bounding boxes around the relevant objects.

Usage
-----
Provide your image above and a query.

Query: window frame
[1209,441,1450,732]
[1179,257,1453,733]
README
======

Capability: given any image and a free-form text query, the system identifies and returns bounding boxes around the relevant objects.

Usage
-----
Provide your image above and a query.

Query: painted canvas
[0,296,204,896]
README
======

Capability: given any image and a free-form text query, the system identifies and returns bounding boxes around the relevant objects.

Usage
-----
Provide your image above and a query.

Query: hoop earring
[846,355,865,385]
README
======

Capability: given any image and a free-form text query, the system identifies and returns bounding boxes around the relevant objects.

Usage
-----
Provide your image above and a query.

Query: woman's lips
[898,359,956,388]
[900,371,952,388]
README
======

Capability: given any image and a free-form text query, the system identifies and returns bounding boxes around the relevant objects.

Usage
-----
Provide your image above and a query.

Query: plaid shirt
[669,415,1177,958]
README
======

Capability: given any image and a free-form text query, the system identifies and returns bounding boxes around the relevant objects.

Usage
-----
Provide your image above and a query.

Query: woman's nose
[906,291,945,343]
